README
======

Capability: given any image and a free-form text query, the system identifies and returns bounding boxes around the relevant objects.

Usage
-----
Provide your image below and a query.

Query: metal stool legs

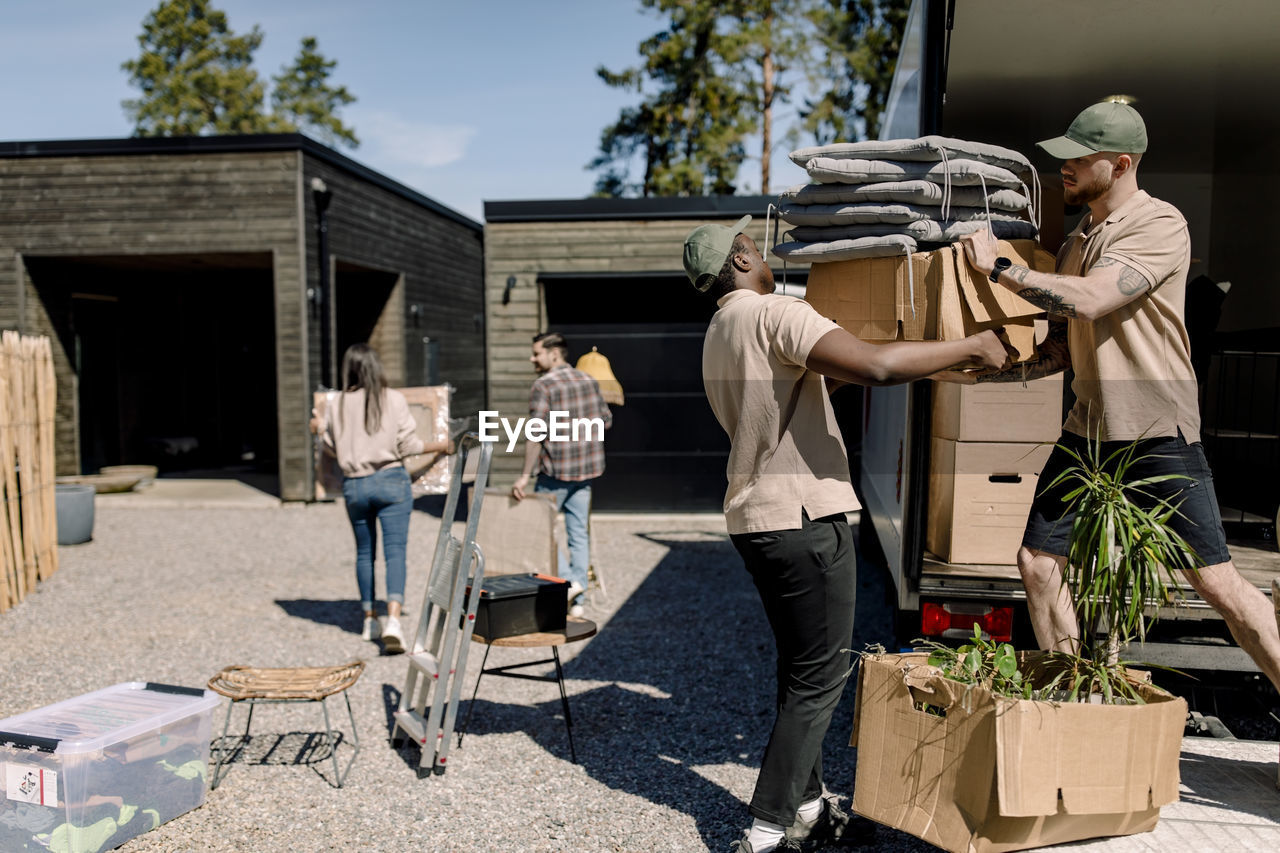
[211,691,361,789]
[457,645,578,763]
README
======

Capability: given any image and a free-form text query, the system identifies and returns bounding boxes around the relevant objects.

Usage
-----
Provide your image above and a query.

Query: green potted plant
[1041,431,1200,703]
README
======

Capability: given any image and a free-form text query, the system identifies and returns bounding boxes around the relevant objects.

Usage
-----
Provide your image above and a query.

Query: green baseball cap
[1037,100,1148,159]
[683,215,752,292]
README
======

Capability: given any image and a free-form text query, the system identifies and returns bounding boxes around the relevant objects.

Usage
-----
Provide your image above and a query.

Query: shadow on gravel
[275,598,364,634]
[443,527,899,850]
[210,729,354,788]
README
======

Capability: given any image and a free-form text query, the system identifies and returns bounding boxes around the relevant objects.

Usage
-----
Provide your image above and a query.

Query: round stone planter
[56,483,95,545]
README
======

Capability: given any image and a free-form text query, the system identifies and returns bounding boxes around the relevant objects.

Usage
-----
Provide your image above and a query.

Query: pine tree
[800,0,909,144]
[735,0,808,193]
[590,0,757,197]
[271,37,359,149]
[122,0,272,136]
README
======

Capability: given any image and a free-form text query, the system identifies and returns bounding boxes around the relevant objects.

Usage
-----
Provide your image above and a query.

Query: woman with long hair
[314,343,450,653]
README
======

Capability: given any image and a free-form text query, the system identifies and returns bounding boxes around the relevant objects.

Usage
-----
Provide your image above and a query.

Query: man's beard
[1064,171,1113,206]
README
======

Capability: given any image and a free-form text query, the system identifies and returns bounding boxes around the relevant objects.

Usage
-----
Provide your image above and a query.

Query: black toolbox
[470,573,570,641]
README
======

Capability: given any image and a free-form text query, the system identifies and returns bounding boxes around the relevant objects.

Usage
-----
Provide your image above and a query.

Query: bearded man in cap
[686,216,1012,852]
[955,100,1280,697]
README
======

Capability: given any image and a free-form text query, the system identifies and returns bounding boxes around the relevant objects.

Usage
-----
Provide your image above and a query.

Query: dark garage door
[544,273,727,512]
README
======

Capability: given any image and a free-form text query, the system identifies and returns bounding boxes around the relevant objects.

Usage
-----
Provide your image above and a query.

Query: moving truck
[862,0,1280,673]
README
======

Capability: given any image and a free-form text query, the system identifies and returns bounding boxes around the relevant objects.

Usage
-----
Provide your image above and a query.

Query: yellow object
[576,347,624,406]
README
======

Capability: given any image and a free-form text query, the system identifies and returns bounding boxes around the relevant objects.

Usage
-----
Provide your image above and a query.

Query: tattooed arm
[958,231,1152,321]
[932,319,1071,384]
[974,319,1071,383]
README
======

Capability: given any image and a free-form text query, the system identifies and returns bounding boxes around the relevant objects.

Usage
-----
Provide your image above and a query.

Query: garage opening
[335,261,406,385]
[25,253,279,492]
[542,270,863,513]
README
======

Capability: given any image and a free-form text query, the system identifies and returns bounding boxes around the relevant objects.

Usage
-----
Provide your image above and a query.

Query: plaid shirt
[529,365,612,481]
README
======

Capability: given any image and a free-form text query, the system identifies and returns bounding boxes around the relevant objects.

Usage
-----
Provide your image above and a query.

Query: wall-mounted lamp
[502,275,517,306]
[306,286,322,319]
[409,303,424,326]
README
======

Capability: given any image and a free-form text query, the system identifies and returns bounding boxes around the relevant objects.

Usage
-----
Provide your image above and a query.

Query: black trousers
[730,512,857,825]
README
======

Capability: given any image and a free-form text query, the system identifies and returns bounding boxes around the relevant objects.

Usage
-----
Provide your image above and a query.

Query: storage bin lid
[0,682,219,756]
[477,573,568,601]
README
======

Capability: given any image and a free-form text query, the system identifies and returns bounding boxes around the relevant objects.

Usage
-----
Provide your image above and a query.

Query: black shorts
[1022,430,1231,569]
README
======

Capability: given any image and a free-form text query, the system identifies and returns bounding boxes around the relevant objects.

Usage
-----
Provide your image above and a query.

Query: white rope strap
[765,202,789,292]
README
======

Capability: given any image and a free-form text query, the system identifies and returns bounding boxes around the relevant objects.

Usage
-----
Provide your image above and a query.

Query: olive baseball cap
[683,215,752,292]
[1037,100,1148,159]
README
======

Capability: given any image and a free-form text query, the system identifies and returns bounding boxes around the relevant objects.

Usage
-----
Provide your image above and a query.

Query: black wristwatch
[989,256,1012,283]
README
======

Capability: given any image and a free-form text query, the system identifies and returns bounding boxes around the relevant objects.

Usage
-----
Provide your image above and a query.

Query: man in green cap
[687,216,1012,853]
[955,100,1280,697]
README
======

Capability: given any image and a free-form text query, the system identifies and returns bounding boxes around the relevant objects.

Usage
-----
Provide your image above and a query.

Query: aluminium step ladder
[391,433,493,776]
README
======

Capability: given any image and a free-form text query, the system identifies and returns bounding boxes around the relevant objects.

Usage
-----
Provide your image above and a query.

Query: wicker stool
[207,661,365,788]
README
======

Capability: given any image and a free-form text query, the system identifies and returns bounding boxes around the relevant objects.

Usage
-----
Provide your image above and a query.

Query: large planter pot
[55,484,95,545]
[851,651,1186,853]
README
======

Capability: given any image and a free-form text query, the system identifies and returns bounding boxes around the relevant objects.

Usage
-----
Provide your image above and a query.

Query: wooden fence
[0,332,58,612]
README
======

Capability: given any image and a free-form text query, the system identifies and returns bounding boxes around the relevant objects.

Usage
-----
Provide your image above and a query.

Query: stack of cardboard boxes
[925,374,1063,564]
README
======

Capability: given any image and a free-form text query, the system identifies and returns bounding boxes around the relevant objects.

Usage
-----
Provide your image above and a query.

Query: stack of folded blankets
[772,135,1041,263]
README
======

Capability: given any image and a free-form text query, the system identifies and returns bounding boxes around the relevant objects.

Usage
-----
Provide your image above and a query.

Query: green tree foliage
[800,0,909,145]
[590,0,758,197]
[122,1,358,148]
[272,37,359,149]
[122,0,271,136]
[592,0,908,196]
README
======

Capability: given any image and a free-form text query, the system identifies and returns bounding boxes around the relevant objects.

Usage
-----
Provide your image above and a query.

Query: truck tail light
[921,602,1014,642]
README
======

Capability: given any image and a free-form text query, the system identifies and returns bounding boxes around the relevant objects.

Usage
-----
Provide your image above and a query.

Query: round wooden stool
[207,661,365,788]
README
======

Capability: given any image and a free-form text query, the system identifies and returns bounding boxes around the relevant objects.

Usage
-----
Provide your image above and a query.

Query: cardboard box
[312,385,452,500]
[850,652,1186,853]
[933,374,1065,443]
[805,239,1056,362]
[938,240,1058,363]
[470,573,569,641]
[927,439,1053,564]
[0,683,219,853]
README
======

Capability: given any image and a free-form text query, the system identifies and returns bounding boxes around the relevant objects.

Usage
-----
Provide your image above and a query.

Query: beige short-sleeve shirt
[1059,190,1201,443]
[702,290,860,534]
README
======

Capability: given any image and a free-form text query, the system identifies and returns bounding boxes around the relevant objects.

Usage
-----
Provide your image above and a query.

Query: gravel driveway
[0,499,921,852]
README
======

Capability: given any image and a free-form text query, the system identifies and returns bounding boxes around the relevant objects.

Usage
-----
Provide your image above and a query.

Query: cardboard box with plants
[852,435,1198,852]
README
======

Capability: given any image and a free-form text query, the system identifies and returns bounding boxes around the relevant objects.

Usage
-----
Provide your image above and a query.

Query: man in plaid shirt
[512,332,612,615]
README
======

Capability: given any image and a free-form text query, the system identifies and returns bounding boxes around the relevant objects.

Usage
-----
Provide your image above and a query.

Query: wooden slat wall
[482,215,761,485]
[0,333,57,612]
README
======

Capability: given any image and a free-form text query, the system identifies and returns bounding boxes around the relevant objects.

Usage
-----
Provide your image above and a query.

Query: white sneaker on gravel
[362,616,381,641]
[381,616,405,654]
[566,582,586,618]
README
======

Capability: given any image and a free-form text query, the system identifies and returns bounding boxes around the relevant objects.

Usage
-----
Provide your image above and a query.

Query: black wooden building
[0,135,485,501]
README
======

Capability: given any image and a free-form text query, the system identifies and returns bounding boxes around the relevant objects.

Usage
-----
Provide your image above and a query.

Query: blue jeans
[534,474,593,598]
[342,466,412,612]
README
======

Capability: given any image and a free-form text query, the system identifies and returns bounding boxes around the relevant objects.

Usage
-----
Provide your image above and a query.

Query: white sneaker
[566,582,586,619]
[381,616,405,654]
[362,616,381,641]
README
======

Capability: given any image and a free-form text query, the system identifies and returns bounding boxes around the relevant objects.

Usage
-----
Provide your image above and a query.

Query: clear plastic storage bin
[0,682,219,853]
